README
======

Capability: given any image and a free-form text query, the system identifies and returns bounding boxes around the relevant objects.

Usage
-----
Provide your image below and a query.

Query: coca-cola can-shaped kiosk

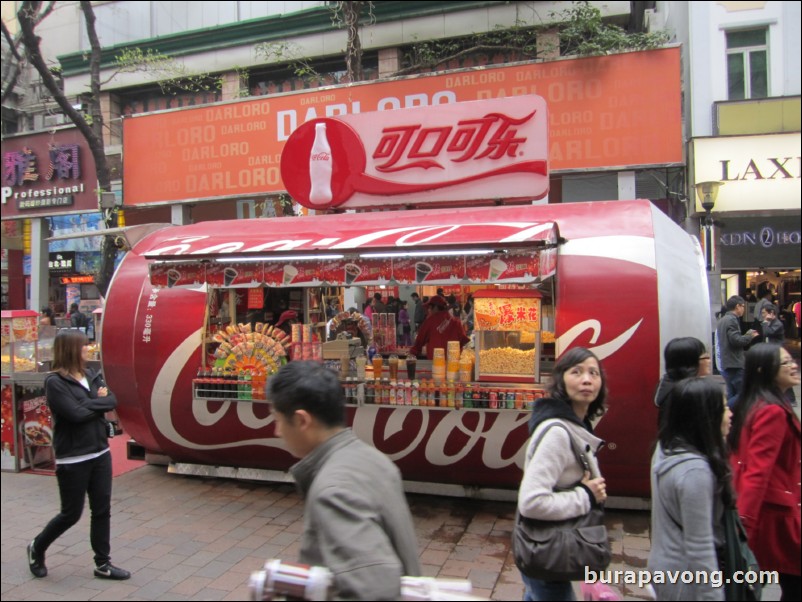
[102,200,709,499]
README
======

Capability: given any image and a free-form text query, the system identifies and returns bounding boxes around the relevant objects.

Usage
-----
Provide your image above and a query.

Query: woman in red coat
[729,343,801,601]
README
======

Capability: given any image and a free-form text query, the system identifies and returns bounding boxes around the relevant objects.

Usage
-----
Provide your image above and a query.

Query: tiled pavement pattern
[1,463,783,601]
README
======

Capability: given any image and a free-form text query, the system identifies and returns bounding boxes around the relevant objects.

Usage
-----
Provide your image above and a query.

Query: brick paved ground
[1,463,782,601]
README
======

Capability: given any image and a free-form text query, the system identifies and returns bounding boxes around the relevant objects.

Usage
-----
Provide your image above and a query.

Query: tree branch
[393,44,539,78]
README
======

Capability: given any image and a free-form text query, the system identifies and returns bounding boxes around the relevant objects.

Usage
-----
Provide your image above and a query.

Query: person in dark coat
[27,330,130,581]
[760,305,785,344]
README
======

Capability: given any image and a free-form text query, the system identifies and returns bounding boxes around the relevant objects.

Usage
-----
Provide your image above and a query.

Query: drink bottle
[308,122,333,205]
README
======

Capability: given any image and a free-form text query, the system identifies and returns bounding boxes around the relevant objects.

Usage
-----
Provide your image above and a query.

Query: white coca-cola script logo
[148,314,637,468]
[146,221,557,257]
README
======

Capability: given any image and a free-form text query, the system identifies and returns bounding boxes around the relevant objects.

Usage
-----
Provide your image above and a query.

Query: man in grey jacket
[715,295,759,406]
[266,361,421,600]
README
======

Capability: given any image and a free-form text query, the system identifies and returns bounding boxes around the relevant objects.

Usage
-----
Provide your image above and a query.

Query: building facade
[4,1,691,313]
[656,0,801,328]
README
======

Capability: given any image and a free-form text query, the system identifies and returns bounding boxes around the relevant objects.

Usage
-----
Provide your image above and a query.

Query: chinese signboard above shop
[123,48,682,207]
[0,128,98,220]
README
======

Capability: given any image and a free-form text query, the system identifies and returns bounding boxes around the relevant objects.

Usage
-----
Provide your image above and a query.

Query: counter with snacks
[1,311,53,473]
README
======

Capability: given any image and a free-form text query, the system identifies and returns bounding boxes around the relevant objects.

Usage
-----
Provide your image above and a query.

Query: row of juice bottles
[193,368,267,400]
[341,378,542,409]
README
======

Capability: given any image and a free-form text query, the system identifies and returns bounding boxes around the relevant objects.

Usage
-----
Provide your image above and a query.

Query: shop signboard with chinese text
[48,252,76,274]
[474,291,541,332]
[281,96,548,209]
[1,129,98,219]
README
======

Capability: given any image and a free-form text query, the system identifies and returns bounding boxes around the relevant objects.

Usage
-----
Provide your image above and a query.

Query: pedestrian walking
[266,361,421,600]
[27,330,130,581]
[648,377,733,601]
[729,344,801,601]
[654,337,711,427]
[517,347,608,601]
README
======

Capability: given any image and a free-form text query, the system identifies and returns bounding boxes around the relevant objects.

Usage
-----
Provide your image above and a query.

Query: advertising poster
[392,257,465,284]
[149,262,206,288]
[205,262,264,287]
[264,262,321,286]
[1,384,16,471]
[18,389,52,470]
[320,259,391,285]
[465,253,539,283]
[124,48,682,206]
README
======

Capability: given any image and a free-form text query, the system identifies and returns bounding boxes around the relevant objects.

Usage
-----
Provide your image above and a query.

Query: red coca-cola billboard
[102,200,710,496]
[280,96,548,210]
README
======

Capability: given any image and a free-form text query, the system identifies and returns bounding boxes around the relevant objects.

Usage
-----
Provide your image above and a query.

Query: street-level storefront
[0,128,104,315]
[691,132,801,328]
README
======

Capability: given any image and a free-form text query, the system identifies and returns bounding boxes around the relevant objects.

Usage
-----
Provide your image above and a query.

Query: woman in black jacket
[26,330,130,581]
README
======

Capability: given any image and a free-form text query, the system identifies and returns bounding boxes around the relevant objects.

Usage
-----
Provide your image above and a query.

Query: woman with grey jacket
[517,347,608,601]
[648,377,733,601]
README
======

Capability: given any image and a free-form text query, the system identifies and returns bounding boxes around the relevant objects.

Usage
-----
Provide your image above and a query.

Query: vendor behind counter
[408,295,469,360]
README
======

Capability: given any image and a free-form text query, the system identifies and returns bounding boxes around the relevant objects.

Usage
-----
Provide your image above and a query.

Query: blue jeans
[34,451,113,566]
[520,572,576,601]
[721,367,744,408]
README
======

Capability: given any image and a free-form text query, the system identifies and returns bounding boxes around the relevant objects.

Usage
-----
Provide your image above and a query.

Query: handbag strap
[527,420,593,478]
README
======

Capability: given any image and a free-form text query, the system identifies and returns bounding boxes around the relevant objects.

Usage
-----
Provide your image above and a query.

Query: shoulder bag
[722,506,762,601]
[512,421,611,581]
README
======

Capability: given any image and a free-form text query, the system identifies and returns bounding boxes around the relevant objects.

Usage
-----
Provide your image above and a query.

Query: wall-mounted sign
[59,275,95,284]
[1,129,98,219]
[48,252,76,273]
[718,215,801,269]
[123,48,682,206]
[691,133,801,213]
[474,291,541,331]
[281,96,548,210]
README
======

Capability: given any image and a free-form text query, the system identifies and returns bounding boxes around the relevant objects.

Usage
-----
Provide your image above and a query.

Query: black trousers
[34,451,112,566]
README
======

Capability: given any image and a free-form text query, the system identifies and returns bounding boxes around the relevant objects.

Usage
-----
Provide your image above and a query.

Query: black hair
[762,304,778,316]
[548,347,607,421]
[411,293,420,299]
[373,293,383,301]
[728,343,790,451]
[725,296,745,311]
[659,377,734,506]
[69,302,80,312]
[266,361,345,428]
[664,337,706,381]
[40,307,54,318]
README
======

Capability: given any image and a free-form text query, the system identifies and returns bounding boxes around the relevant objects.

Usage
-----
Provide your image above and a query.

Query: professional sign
[718,215,802,269]
[691,133,801,213]
[1,129,98,219]
[123,48,682,206]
